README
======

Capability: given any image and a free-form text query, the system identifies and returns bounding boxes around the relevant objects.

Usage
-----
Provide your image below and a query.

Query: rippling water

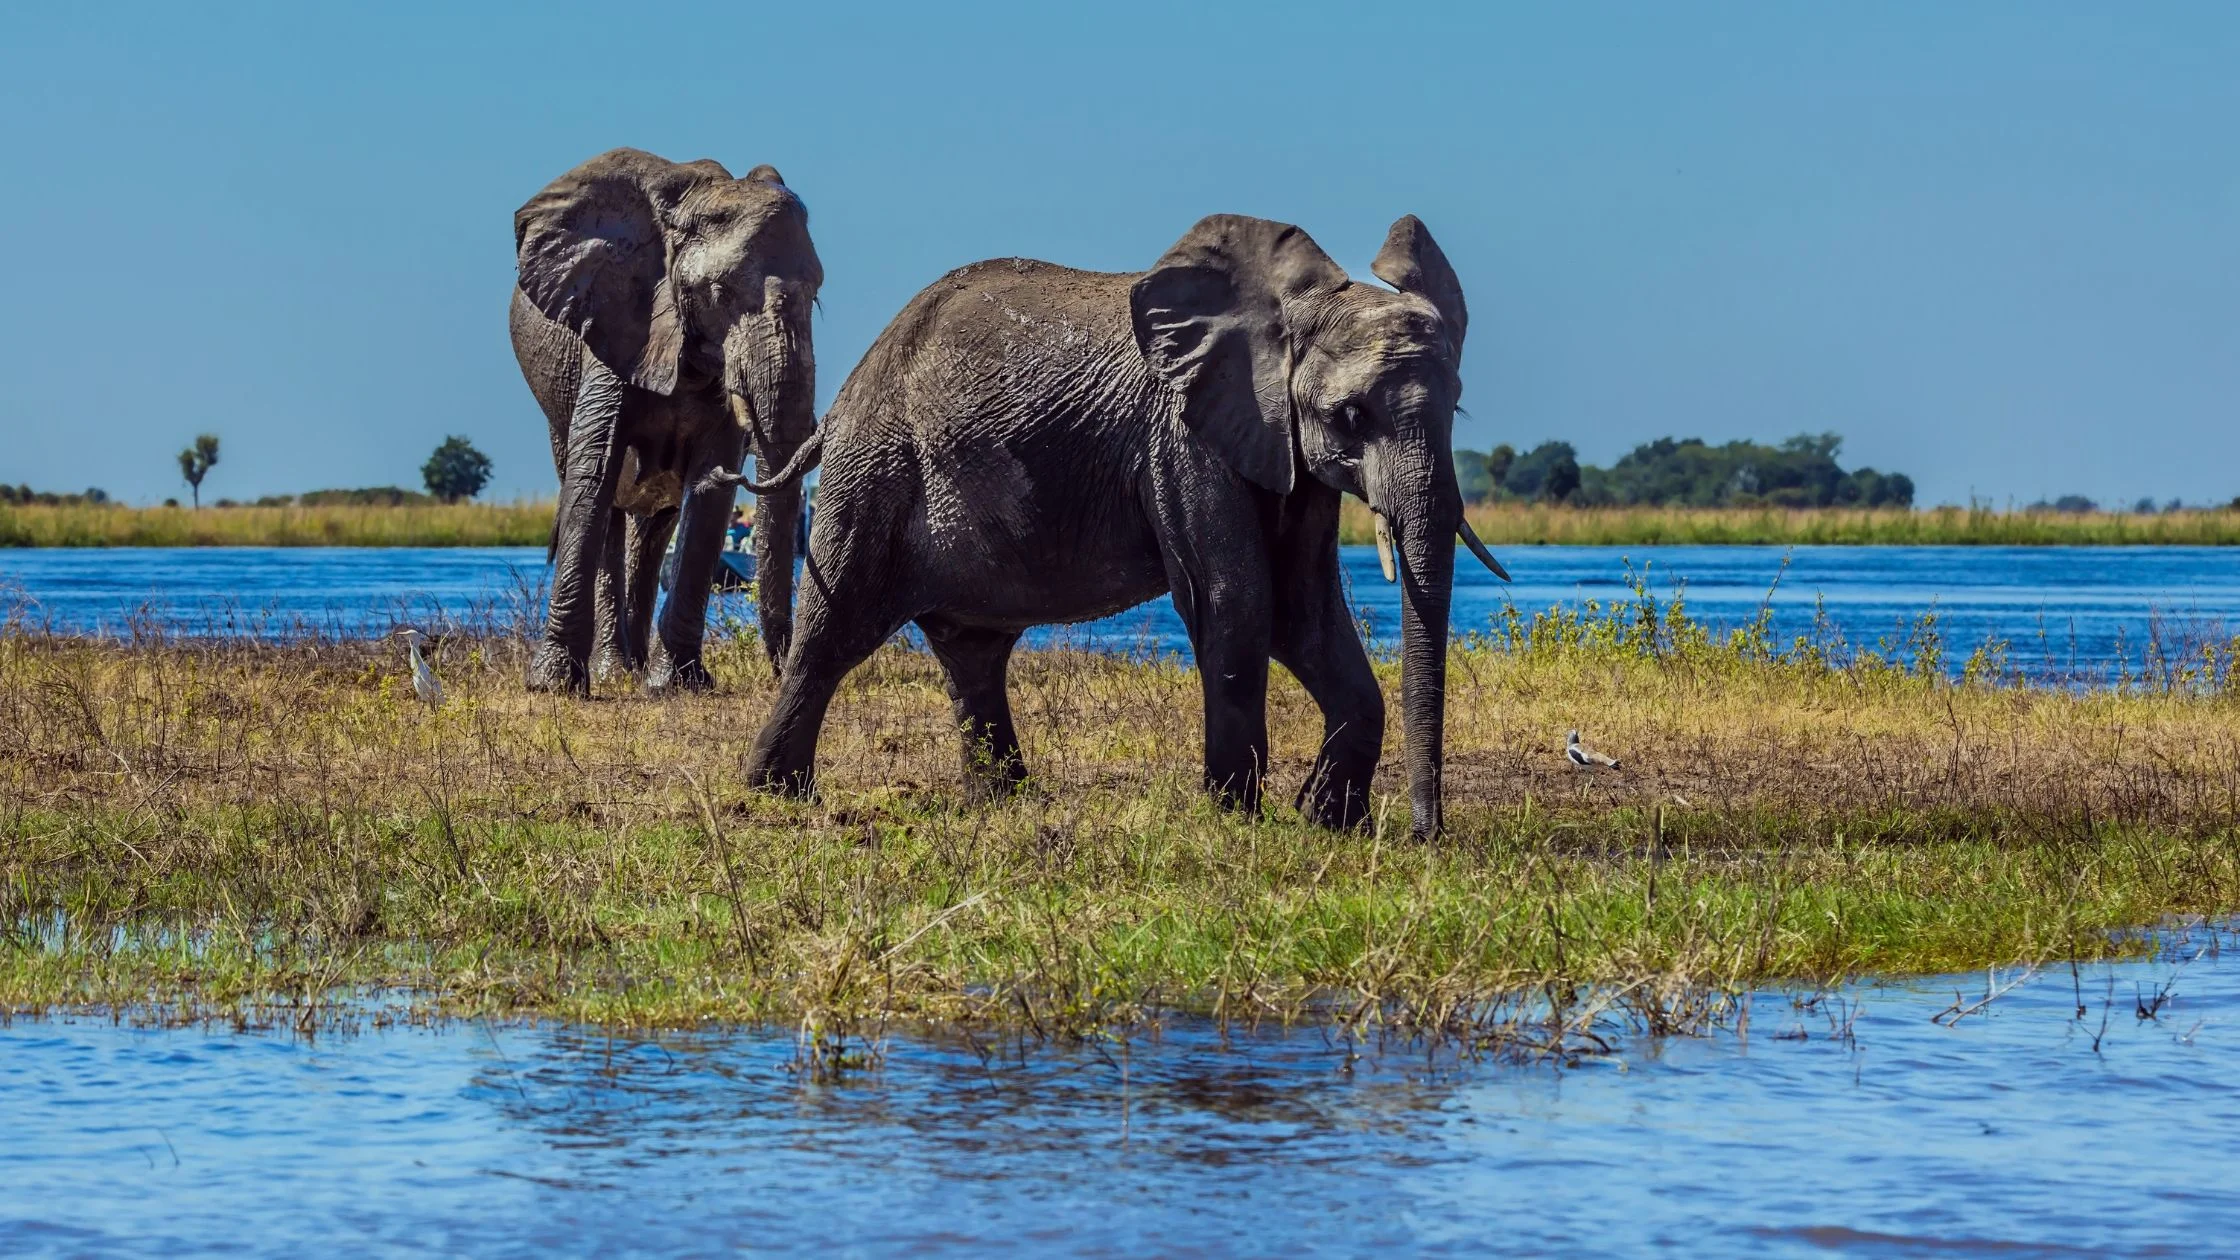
[2,544,2235,679]
[5,939,2235,1256]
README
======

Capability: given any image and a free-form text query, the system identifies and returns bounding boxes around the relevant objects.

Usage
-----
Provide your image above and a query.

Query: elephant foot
[526,648,590,697]
[592,647,643,685]
[645,654,716,695]
[748,761,816,799]
[744,731,816,797]
[1202,774,1265,820]
[960,767,1027,806]
[1298,788,1371,832]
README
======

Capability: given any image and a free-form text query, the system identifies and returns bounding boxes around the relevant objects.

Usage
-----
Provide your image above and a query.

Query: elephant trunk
[738,284,816,674]
[1394,508,1456,841]
[1376,446,1462,842]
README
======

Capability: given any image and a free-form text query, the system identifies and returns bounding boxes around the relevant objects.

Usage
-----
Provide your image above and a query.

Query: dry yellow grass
[8,497,2236,550]
[2,604,2236,1042]
[1339,499,2240,546]
[0,501,552,547]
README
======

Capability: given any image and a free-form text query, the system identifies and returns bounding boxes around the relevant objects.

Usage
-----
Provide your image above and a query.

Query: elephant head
[514,148,822,661]
[1131,214,1504,838]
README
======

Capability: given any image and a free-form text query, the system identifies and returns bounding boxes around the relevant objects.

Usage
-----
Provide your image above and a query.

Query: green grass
[3,589,2237,1039]
[0,500,553,547]
[1340,500,2240,546]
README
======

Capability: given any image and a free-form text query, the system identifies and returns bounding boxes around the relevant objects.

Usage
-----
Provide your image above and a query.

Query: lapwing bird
[395,627,446,708]
[1566,729,1620,770]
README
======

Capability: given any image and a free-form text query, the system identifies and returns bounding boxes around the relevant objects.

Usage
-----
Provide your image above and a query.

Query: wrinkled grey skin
[510,148,820,694]
[748,214,1483,840]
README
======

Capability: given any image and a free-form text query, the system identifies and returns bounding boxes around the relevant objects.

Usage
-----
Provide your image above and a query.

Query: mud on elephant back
[740,212,1506,841]
[509,147,822,696]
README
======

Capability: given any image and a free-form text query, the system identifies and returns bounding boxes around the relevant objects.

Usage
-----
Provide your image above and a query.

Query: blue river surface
[2,544,2236,680]
[4,934,2236,1256]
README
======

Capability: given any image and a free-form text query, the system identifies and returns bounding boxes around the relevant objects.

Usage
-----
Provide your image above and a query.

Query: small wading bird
[395,628,445,707]
[1566,729,1620,770]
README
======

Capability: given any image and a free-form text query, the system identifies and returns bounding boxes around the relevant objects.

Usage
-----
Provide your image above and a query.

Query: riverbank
[4,600,2236,1042]
[1339,501,2240,546]
[0,501,553,547]
[8,499,2238,548]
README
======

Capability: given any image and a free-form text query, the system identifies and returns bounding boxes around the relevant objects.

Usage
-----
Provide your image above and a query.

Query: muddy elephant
[738,214,1506,840]
[510,148,820,694]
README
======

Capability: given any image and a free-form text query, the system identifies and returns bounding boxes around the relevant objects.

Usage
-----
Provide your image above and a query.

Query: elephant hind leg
[920,621,1026,803]
[618,506,678,673]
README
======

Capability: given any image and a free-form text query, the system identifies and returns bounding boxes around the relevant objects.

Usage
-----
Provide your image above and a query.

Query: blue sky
[3,2,2233,508]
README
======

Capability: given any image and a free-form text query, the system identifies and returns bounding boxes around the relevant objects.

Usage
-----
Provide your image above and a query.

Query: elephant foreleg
[591,507,631,681]
[920,621,1026,802]
[1188,613,1272,813]
[647,446,736,693]
[752,473,801,676]
[528,354,625,695]
[1271,506,1384,830]
[1154,521,1273,814]
[745,529,911,797]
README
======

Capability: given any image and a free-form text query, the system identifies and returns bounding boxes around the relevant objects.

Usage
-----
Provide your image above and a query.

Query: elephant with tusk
[740,213,1507,840]
[510,148,822,695]
[1374,502,1508,585]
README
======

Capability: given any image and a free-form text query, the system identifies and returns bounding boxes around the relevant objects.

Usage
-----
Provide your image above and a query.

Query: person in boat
[727,505,753,552]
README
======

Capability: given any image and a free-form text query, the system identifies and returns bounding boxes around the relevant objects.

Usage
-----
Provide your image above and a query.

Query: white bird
[1566,729,1620,770]
[395,628,445,707]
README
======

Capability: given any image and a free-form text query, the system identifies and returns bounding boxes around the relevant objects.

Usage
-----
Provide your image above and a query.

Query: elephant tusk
[1457,517,1511,582]
[727,391,771,451]
[1373,511,1398,583]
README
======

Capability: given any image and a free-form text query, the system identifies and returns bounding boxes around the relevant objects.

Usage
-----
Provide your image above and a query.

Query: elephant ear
[1371,215,1467,365]
[1129,215,1346,494]
[514,149,711,396]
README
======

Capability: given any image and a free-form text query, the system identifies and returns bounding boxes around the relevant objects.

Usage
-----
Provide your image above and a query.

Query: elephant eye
[1334,402,1366,435]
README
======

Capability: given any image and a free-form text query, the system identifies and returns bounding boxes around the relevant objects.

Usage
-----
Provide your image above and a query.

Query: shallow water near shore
[3,543,2236,680]
[6,935,2236,1255]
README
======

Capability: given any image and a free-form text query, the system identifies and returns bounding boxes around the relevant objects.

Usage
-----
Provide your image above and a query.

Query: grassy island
[0,500,553,548]
[5,499,2238,550]
[1342,501,2240,547]
[4,591,2236,1049]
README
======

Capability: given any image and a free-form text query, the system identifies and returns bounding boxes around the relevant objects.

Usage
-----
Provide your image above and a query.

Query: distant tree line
[1,485,111,506]
[248,487,442,507]
[2031,495,2211,515]
[141,432,495,508]
[1456,433,1916,509]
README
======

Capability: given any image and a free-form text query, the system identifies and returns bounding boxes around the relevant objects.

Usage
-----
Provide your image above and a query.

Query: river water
[3,544,2235,680]
[4,936,2234,1255]
[6,546,2237,1250]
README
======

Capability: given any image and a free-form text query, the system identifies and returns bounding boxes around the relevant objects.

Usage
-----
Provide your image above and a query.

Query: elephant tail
[698,432,825,495]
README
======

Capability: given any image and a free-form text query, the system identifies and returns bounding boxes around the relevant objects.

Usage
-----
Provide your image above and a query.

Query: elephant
[735,213,1508,840]
[509,147,821,694]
